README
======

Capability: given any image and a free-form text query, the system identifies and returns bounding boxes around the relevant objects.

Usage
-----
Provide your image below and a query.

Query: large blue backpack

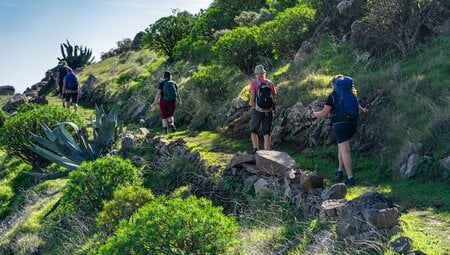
[330,76,359,122]
[65,72,79,90]
[162,80,177,102]
[256,79,273,110]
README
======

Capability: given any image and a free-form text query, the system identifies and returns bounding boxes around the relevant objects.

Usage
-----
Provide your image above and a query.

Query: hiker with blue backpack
[309,75,368,185]
[56,60,68,107]
[62,67,80,111]
[248,64,277,154]
[151,71,182,134]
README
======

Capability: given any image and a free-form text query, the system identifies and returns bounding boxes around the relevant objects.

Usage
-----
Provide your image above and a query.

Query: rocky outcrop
[255,150,298,176]
[0,85,15,95]
[396,142,422,178]
[2,93,28,113]
[132,31,145,51]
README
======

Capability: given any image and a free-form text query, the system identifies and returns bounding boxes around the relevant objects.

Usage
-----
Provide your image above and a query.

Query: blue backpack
[330,76,359,122]
[256,79,273,110]
[65,72,79,90]
[162,80,177,102]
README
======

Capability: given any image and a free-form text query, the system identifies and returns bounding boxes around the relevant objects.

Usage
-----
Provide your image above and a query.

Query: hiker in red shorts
[152,71,182,134]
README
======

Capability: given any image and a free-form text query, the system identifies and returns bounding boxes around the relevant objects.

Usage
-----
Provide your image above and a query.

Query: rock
[294,40,315,63]
[131,103,149,119]
[241,163,260,175]
[434,19,450,35]
[389,236,412,254]
[243,175,260,187]
[24,90,39,98]
[0,85,15,95]
[228,154,255,169]
[362,207,399,228]
[255,150,298,176]
[121,134,137,151]
[300,174,324,191]
[320,199,347,221]
[321,183,347,200]
[396,142,422,178]
[303,230,335,255]
[337,0,354,17]
[399,153,420,178]
[254,177,278,196]
[132,31,145,50]
[2,93,28,113]
[29,96,48,105]
[336,191,397,238]
[439,155,450,170]
[351,20,369,44]
[80,74,97,98]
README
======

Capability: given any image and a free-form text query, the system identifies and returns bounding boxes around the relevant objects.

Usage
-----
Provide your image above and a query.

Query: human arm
[248,81,256,108]
[359,105,368,114]
[177,92,182,108]
[151,89,162,108]
[311,105,332,118]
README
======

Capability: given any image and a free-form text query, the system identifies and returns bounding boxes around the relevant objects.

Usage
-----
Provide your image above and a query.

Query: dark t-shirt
[325,94,334,107]
[157,80,178,102]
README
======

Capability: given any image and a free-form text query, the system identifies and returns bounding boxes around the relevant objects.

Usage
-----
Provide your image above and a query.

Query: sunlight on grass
[397,210,450,255]
[167,130,248,167]
[238,226,285,255]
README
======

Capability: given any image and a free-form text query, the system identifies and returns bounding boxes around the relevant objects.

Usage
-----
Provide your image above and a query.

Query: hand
[360,107,368,115]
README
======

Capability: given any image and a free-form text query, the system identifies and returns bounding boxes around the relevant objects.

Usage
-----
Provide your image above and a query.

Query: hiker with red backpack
[248,65,277,154]
[152,71,182,134]
[62,67,81,111]
[309,75,368,185]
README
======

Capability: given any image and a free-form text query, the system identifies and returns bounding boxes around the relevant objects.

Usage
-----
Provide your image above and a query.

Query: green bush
[0,104,82,171]
[261,4,316,59]
[0,109,8,127]
[98,196,239,255]
[214,26,272,74]
[61,156,141,213]
[361,0,446,56]
[191,65,232,103]
[96,185,154,235]
[143,155,204,195]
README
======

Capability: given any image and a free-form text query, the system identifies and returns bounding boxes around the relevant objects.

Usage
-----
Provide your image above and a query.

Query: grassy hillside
[1,0,449,253]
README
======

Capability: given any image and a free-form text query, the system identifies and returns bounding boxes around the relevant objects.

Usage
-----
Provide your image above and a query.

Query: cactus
[57,39,95,69]
[26,105,118,180]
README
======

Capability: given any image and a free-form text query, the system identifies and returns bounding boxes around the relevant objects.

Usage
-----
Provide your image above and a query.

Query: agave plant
[26,105,119,180]
[57,39,95,69]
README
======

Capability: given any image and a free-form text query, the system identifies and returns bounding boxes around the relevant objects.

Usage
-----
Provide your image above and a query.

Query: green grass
[166,130,249,167]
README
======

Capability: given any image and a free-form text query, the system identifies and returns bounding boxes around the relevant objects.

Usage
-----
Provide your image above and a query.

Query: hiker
[151,71,182,134]
[56,60,68,107]
[248,64,277,154]
[309,75,368,185]
[62,67,81,111]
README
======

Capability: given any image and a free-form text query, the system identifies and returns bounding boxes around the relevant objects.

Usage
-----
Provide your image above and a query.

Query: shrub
[261,4,316,59]
[214,26,272,74]
[0,104,82,171]
[98,196,239,255]
[361,0,446,56]
[0,109,8,127]
[96,185,154,235]
[143,155,204,195]
[191,65,232,103]
[61,156,141,213]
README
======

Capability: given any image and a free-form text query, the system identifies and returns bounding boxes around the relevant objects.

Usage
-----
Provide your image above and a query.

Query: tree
[142,11,196,61]
[362,0,447,56]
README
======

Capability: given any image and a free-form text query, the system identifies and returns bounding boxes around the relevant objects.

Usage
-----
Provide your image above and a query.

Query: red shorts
[159,100,176,119]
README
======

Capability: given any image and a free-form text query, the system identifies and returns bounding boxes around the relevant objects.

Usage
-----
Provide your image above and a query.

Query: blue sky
[0,0,213,93]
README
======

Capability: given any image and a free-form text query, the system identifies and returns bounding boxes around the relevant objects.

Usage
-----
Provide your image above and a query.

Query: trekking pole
[307,105,315,169]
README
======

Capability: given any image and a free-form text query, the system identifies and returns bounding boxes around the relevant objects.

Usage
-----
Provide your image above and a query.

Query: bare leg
[251,133,259,150]
[73,104,78,111]
[338,141,353,177]
[263,134,271,150]
[338,149,344,170]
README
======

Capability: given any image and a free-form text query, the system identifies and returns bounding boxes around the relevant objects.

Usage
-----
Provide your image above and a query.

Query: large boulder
[336,191,398,238]
[0,85,15,95]
[255,150,298,176]
[2,93,28,113]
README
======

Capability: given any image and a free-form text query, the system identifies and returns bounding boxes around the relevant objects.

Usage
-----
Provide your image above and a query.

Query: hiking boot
[252,148,258,154]
[163,127,168,134]
[170,123,176,132]
[336,170,344,181]
[344,177,355,186]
